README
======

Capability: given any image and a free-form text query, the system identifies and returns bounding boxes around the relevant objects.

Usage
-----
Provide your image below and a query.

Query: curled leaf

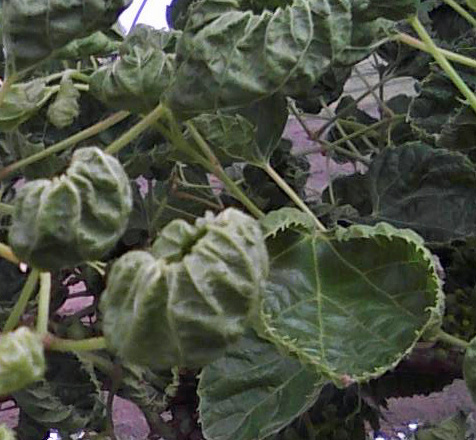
[9,147,133,271]
[261,218,444,384]
[3,0,131,73]
[0,327,45,397]
[47,76,80,129]
[101,208,269,368]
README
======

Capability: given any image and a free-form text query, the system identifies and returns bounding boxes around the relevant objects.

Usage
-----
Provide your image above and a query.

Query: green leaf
[260,220,444,384]
[101,208,269,368]
[53,31,120,60]
[468,0,476,11]
[0,80,51,132]
[261,207,315,238]
[463,334,476,405]
[47,76,80,129]
[0,424,16,440]
[415,411,468,440]
[351,0,419,22]
[90,24,175,113]
[166,0,353,116]
[0,327,45,396]
[198,331,325,440]
[3,0,131,73]
[9,146,133,271]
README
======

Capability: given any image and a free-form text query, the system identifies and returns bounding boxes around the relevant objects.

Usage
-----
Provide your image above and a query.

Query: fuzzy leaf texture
[260,214,444,384]
[2,0,132,73]
[0,80,51,132]
[90,25,175,113]
[47,76,80,129]
[0,327,45,397]
[198,330,325,440]
[100,208,269,368]
[9,147,133,271]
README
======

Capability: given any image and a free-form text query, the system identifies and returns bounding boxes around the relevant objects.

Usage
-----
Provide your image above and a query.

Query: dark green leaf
[3,0,131,73]
[53,31,120,60]
[90,24,175,113]
[415,411,468,440]
[261,219,444,383]
[198,331,325,440]
[351,0,419,21]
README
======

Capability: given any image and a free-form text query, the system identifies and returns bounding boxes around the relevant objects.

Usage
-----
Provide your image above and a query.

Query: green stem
[46,336,107,352]
[3,269,40,332]
[0,202,14,216]
[0,75,16,109]
[185,121,265,219]
[36,272,51,337]
[77,352,115,375]
[409,16,476,115]
[105,103,166,155]
[442,0,476,27]
[0,111,130,180]
[395,32,476,69]
[264,163,327,232]
[0,243,20,265]
[437,330,469,350]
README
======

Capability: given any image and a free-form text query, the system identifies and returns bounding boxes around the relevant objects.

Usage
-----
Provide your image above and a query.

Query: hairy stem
[0,111,130,180]
[264,163,327,232]
[105,103,166,155]
[442,0,476,27]
[46,335,107,352]
[36,272,51,337]
[437,330,469,350]
[395,33,476,69]
[409,16,476,115]
[3,269,40,332]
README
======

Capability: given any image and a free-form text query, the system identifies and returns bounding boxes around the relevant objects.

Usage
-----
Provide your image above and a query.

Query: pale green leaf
[198,331,325,440]
[261,220,444,384]
[464,335,476,405]
[47,76,80,129]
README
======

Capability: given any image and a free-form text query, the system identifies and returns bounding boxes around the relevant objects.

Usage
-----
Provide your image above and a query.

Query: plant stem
[3,269,40,332]
[437,330,469,350]
[185,122,265,219]
[36,272,51,337]
[46,335,107,352]
[105,103,166,155]
[409,16,476,115]
[0,75,16,109]
[0,202,14,216]
[0,243,20,265]
[288,100,314,139]
[442,0,476,27]
[0,111,130,180]
[264,163,327,232]
[395,33,476,69]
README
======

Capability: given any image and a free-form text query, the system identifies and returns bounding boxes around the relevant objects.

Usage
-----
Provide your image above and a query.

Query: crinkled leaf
[101,208,269,368]
[166,0,353,116]
[0,327,45,396]
[90,24,175,113]
[54,31,120,60]
[167,0,197,30]
[47,76,80,129]
[0,80,51,132]
[3,0,131,73]
[198,330,325,440]
[261,207,315,238]
[261,220,444,384]
[351,0,419,22]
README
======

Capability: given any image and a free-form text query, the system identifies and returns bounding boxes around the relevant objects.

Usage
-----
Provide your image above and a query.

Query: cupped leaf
[47,76,80,129]
[260,219,444,384]
[0,327,45,396]
[9,146,133,271]
[0,80,51,132]
[166,0,353,116]
[198,330,325,440]
[3,0,131,73]
[90,24,175,113]
[101,208,269,368]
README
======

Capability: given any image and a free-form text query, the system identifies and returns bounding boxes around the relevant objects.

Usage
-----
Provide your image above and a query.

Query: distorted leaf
[47,76,80,129]
[54,31,120,59]
[3,0,131,73]
[101,208,269,368]
[198,331,325,440]
[261,220,444,384]
[90,24,175,113]
[0,327,45,396]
